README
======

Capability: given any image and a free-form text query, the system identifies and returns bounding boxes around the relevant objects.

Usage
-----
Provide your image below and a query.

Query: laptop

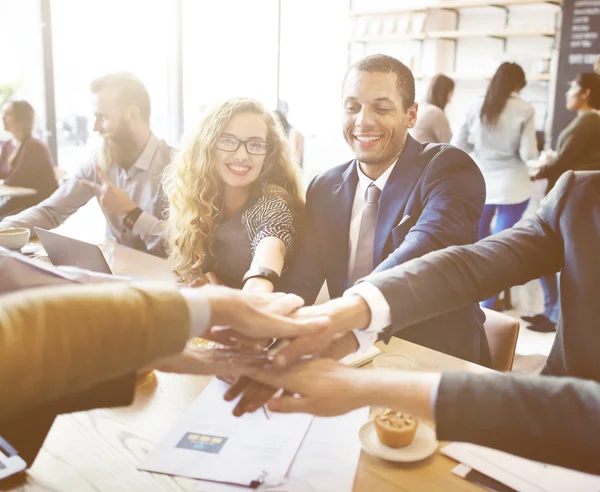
[33,227,113,274]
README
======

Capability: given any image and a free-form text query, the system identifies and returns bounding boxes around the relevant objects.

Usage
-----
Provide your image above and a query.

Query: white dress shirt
[346,161,395,352]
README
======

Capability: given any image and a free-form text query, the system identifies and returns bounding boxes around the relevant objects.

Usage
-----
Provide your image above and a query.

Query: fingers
[246,369,290,391]
[189,277,209,288]
[261,293,305,316]
[152,349,237,376]
[205,272,221,285]
[96,165,112,185]
[224,377,251,402]
[80,179,102,194]
[233,381,278,416]
[216,374,238,385]
[253,313,330,340]
[267,396,310,414]
[273,333,333,367]
[204,327,256,345]
[189,273,219,288]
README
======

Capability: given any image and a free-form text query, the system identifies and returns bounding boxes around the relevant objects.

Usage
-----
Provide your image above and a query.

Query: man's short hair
[345,54,415,110]
[90,73,151,122]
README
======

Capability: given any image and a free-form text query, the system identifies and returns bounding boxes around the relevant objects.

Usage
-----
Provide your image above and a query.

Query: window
[0,0,46,142]
[51,0,176,171]
[182,0,279,131]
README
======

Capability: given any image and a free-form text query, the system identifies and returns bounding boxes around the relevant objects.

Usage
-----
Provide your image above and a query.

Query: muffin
[374,409,419,448]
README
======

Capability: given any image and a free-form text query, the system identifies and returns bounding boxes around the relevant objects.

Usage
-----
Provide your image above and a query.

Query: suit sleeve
[278,177,326,304]
[365,171,573,337]
[374,148,486,273]
[0,283,191,421]
[436,371,600,475]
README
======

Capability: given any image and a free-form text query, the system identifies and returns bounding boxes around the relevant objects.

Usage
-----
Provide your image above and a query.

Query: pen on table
[262,405,270,420]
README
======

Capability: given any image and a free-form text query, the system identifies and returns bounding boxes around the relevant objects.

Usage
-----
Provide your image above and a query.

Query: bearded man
[0,73,170,256]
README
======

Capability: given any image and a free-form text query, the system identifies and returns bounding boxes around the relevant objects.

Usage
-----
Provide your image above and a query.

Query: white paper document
[139,379,313,487]
[196,407,370,492]
[443,442,600,492]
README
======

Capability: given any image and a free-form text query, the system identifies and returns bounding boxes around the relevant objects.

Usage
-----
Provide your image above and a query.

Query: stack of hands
[153,282,374,417]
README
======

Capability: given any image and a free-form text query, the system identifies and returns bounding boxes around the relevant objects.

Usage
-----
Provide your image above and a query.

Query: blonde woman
[164,98,304,293]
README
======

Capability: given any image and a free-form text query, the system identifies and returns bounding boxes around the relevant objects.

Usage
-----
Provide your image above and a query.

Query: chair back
[482,308,520,372]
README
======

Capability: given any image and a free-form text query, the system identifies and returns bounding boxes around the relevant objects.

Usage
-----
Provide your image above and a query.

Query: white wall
[348,1,559,142]
[279,0,354,181]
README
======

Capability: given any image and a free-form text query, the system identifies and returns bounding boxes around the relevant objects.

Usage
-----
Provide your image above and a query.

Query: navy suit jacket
[281,135,490,364]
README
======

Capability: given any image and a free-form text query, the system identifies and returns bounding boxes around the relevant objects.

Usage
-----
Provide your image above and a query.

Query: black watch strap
[242,266,280,287]
[124,207,143,230]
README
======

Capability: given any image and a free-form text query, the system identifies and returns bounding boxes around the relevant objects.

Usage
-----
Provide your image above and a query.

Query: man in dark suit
[250,170,600,475]
[281,54,489,364]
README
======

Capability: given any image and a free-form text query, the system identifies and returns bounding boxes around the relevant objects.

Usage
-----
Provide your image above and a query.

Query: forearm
[244,236,286,293]
[349,369,440,421]
[0,283,191,421]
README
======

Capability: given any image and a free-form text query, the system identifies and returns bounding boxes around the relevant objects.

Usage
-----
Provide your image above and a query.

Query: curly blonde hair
[164,98,304,283]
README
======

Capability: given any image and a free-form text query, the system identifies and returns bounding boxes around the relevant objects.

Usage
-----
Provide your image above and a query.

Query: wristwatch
[123,207,143,230]
[242,266,281,287]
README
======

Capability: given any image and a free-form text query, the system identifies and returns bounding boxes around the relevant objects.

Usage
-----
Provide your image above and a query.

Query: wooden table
[4,244,492,491]
[0,184,36,198]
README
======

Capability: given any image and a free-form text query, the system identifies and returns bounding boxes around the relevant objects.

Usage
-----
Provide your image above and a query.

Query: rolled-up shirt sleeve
[132,211,167,244]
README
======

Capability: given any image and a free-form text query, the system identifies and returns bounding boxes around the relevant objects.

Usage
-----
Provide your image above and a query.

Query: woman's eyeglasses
[216,137,268,155]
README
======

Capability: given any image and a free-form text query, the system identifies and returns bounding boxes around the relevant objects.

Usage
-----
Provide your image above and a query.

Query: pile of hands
[154,280,372,417]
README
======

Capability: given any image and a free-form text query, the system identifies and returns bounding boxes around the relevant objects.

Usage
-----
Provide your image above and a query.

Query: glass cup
[98,237,116,269]
[373,353,418,371]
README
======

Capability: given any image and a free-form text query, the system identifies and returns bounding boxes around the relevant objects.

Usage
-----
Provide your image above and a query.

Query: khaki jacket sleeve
[0,283,191,421]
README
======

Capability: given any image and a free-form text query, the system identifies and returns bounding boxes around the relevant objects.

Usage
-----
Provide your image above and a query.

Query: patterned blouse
[202,184,296,288]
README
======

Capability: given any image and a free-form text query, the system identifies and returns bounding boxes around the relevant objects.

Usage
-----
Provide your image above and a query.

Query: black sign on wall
[551,0,600,147]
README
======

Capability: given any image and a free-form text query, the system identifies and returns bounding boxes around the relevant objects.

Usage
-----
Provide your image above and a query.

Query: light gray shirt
[451,93,538,205]
[410,102,453,144]
[0,134,171,256]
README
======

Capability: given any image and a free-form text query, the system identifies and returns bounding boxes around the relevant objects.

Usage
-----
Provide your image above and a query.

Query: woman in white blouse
[452,62,538,309]
[410,74,454,143]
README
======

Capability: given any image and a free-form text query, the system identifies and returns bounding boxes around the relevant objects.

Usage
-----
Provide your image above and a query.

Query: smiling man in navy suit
[281,54,490,364]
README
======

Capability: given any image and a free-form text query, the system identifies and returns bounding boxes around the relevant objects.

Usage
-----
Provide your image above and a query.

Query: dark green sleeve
[537,113,597,181]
